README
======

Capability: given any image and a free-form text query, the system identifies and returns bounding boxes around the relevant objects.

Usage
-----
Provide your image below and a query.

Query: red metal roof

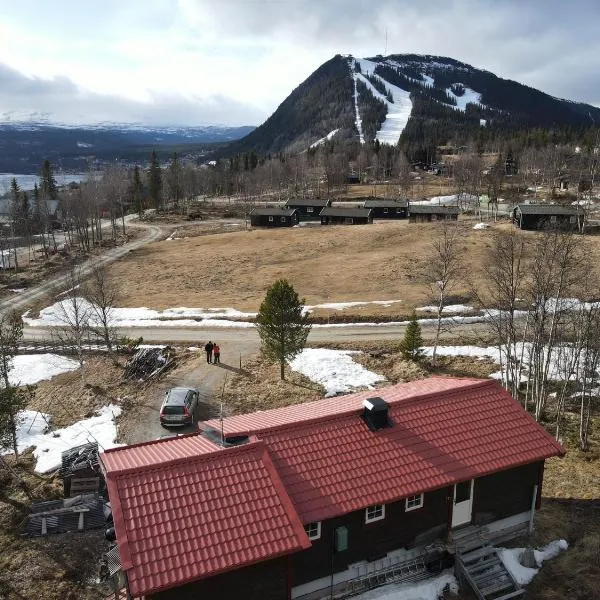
[101,432,220,473]
[103,440,310,597]
[206,378,564,523]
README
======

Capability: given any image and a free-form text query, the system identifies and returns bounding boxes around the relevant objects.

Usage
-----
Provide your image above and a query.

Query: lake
[0,172,87,192]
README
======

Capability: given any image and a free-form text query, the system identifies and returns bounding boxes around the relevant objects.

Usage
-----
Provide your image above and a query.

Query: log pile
[123,346,174,381]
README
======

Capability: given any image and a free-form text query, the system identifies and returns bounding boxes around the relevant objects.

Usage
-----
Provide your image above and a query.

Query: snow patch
[446,86,482,111]
[410,193,478,206]
[353,570,457,600]
[499,539,568,586]
[310,129,339,148]
[417,304,474,314]
[2,405,122,473]
[288,348,385,397]
[473,222,489,230]
[8,354,80,386]
[306,300,402,312]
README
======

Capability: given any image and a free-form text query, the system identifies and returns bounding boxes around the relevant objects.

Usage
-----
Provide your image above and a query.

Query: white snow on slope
[2,405,122,473]
[499,540,568,586]
[288,348,385,397]
[310,129,339,148]
[410,193,479,206]
[447,86,482,111]
[354,58,412,145]
[8,354,80,386]
[353,570,457,600]
[306,300,402,312]
[417,304,474,314]
[351,60,365,144]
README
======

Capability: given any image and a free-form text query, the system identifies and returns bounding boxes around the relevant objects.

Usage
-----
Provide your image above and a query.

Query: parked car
[159,387,199,427]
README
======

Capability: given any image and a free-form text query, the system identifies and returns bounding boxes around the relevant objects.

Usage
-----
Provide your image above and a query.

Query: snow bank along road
[0,219,163,315]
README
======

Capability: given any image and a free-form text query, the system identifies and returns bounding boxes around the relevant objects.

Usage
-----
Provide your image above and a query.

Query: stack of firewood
[123,346,174,381]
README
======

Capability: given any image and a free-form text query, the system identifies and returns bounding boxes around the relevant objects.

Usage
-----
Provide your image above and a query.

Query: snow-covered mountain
[224,53,600,157]
[0,121,255,172]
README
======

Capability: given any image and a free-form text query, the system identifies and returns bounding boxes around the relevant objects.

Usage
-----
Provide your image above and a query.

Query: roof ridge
[102,430,205,456]
[107,439,265,477]
[221,378,494,436]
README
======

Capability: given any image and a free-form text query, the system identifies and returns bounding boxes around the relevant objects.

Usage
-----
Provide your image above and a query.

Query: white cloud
[0,0,599,125]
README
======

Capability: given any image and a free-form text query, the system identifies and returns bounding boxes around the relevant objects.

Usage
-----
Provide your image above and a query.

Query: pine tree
[167,153,183,208]
[399,313,424,362]
[255,280,312,380]
[148,150,163,210]
[130,165,144,217]
[39,160,58,200]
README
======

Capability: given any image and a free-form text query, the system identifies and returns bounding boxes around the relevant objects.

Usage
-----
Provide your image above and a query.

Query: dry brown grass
[106,219,512,312]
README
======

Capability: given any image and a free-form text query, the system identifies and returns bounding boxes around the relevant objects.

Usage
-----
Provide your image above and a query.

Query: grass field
[106,218,520,313]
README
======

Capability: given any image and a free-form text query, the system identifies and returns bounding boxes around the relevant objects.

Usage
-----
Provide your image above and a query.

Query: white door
[452,480,474,528]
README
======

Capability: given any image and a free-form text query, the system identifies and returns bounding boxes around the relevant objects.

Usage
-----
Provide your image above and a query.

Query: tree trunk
[280,361,285,380]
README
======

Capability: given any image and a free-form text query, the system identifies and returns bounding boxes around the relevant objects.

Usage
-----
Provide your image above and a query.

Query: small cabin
[284,198,331,221]
[363,198,408,219]
[408,205,460,223]
[249,207,299,228]
[513,204,584,231]
[320,207,372,225]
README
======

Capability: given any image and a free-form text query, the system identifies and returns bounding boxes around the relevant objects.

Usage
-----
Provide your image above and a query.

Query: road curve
[1,220,163,315]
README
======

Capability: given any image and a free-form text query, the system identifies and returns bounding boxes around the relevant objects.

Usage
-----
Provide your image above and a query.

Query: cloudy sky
[1,0,599,127]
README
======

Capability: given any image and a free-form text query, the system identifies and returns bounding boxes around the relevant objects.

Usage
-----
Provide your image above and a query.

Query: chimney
[362,397,392,431]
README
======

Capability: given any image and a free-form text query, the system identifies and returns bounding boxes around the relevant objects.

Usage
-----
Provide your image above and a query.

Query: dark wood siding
[148,556,289,600]
[514,212,581,231]
[368,207,408,219]
[473,462,541,525]
[291,488,450,586]
[408,213,458,223]
[250,213,298,227]
[320,215,372,225]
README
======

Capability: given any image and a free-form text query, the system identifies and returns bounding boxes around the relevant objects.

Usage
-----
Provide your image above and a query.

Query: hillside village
[2,34,600,600]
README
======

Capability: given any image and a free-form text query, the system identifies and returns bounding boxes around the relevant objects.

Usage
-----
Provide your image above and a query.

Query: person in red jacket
[213,343,221,364]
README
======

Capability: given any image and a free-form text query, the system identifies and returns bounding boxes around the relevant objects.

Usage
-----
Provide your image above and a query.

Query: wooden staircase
[454,529,525,600]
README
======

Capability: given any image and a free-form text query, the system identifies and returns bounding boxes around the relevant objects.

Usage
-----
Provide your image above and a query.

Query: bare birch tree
[426,222,463,363]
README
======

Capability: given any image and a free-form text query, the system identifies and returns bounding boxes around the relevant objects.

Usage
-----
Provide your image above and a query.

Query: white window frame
[307,206,314,213]
[281,216,286,222]
[365,504,385,523]
[268,215,274,222]
[431,214,437,221]
[304,521,321,541]
[405,493,424,512]
[383,207,389,213]
[550,215,557,223]
[569,215,576,224]
[397,208,403,214]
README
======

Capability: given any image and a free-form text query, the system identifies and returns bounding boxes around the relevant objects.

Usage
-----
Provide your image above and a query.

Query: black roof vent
[362,397,392,431]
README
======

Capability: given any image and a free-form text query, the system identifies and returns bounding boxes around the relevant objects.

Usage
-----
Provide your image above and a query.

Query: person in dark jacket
[213,343,221,364]
[204,341,214,363]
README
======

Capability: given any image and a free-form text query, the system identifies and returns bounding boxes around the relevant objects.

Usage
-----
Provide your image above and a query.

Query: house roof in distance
[363,198,408,208]
[285,198,330,207]
[320,207,372,218]
[250,207,297,217]
[514,203,584,215]
[204,378,564,524]
[408,204,460,214]
[101,439,310,597]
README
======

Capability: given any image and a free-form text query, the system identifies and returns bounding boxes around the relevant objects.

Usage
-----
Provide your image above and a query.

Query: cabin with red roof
[100,377,563,600]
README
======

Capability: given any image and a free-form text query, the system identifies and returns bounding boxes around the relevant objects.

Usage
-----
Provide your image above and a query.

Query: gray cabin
[285,198,331,221]
[513,204,584,231]
[363,198,408,219]
[408,205,460,223]
[249,207,299,227]
[320,207,373,225]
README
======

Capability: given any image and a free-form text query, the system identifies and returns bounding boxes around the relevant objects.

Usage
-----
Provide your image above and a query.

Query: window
[365,504,385,523]
[550,215,557,223]
[344,217,354,224]
[307,207,314,213]
[281,216,287,222]
[455,481,472,503]
[405,494,424,512]
[569,216,577,224]
[431,214,437,221]
[383,207,389,214]
[304,521,321,541]
[268,215,274,222]
[396,208,402,214]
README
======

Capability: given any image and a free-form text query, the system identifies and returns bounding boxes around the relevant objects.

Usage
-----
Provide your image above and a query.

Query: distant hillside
[224,53,600,157]
[0,123,255,172]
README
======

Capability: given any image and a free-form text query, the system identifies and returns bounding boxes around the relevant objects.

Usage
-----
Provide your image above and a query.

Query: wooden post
[529,484,538,534]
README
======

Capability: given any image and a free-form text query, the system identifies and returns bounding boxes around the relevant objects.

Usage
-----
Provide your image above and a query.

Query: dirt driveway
[123,337,258,444]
